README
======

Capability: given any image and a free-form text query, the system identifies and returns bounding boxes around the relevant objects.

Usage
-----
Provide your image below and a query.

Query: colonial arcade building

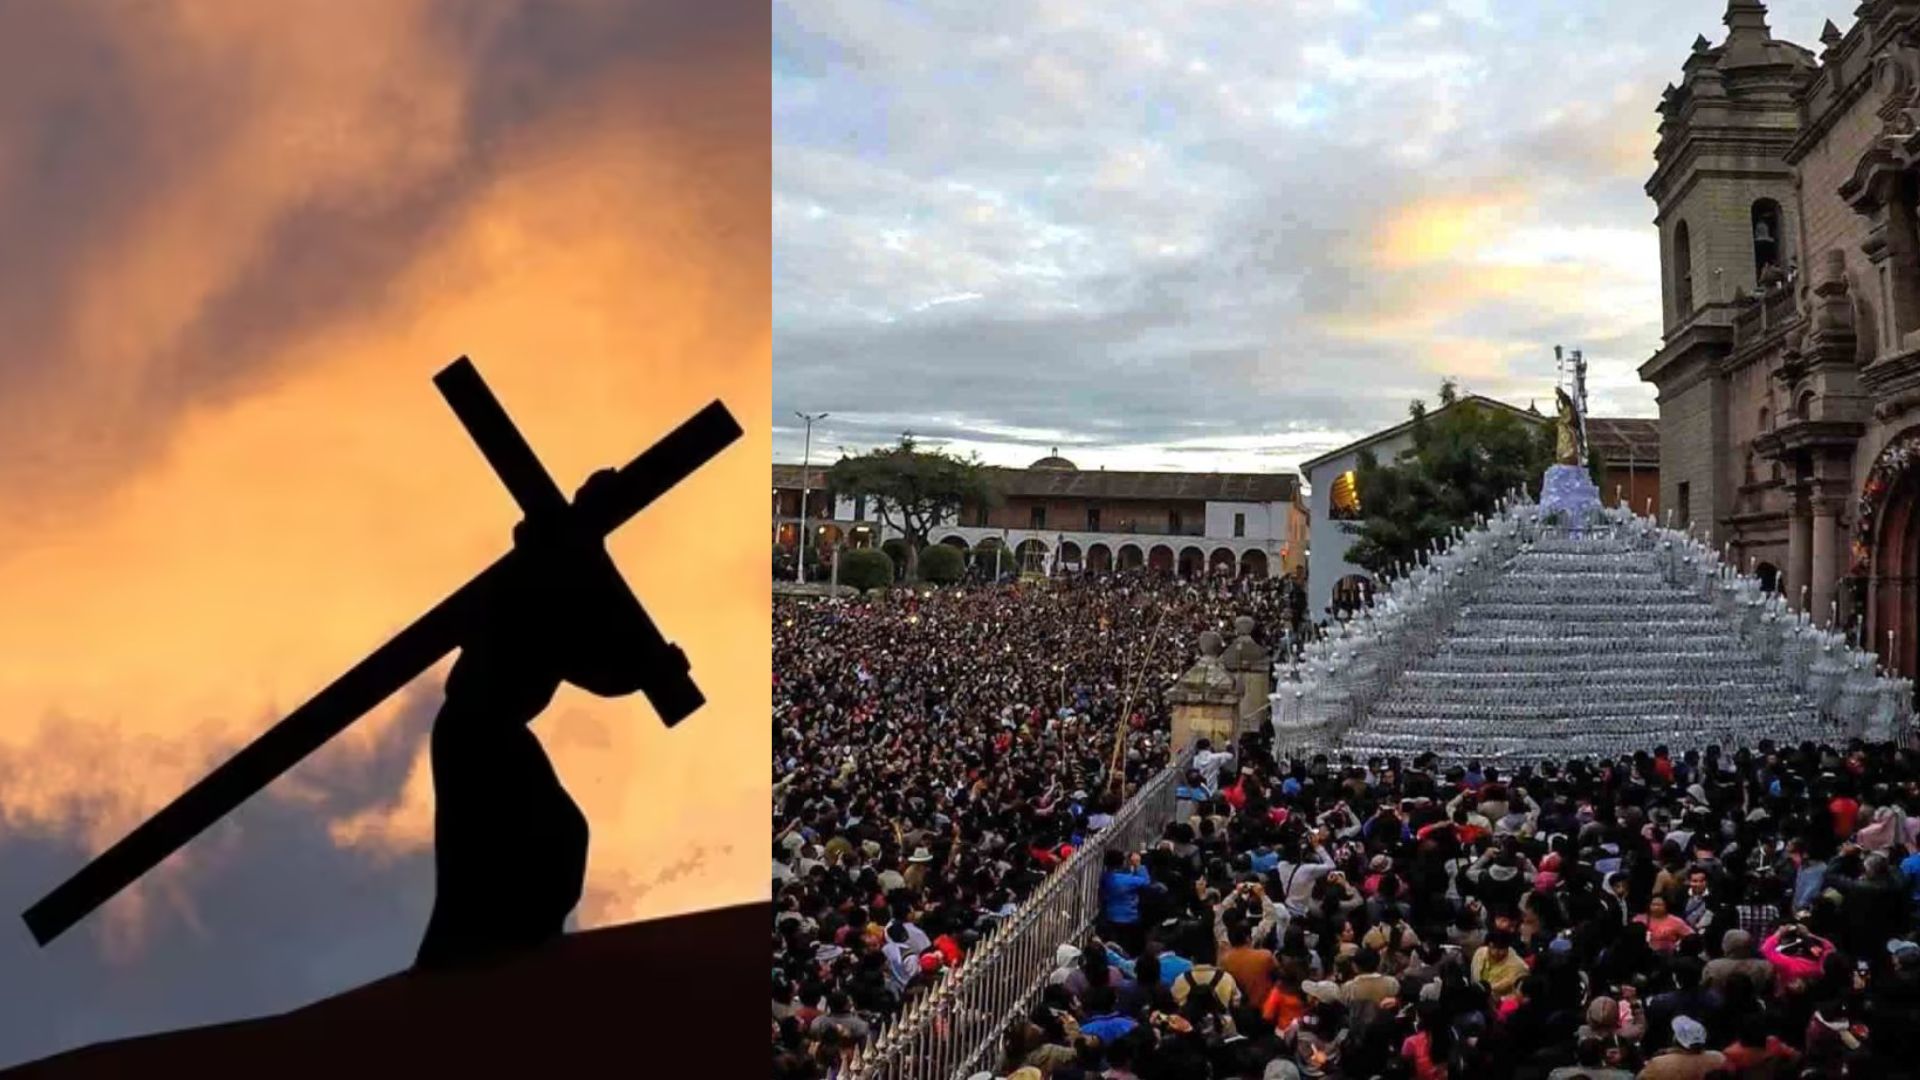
[772,454,1308,580]
[1642,1,1920,678]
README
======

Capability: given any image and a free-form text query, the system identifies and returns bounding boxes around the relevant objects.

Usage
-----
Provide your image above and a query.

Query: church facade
[1642,0,1920,676]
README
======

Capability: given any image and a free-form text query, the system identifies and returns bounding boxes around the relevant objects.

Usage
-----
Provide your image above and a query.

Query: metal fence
[839,750,1193,1080]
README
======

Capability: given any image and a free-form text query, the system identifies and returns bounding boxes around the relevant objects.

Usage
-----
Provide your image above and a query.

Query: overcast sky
[773,0,1843,474]
[0,0,765,1064]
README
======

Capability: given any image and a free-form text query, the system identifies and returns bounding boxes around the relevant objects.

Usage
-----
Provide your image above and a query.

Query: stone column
[1812,491,1842,626]
[1168,631,1239,756]
[1220,616,1272,738]
[1788,487,1811,613]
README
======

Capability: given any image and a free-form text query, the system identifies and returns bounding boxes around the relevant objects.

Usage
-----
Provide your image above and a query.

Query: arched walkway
[973,537,1007,575]
[1015,538,1049,575]
[1239,549,1269,579]
[1208,547,1237,577]
[1086,543,1113,573]
[1177,545,1205,579]
[1118,544,1144,571]
[939,535,969,550]
[1056,540,1083,573]
[1147,544,1174,574]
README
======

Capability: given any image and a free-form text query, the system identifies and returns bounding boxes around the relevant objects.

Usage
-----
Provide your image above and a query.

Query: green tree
[881,538,910,572]
[838,548,894,592]
[826,435,999,581]
[1345,380,1559,577]
[918,543,965,584]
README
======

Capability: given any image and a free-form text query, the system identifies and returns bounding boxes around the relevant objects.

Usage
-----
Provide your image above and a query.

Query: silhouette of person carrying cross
[416,468,648,970]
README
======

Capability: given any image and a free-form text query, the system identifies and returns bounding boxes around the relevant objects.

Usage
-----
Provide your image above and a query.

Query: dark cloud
[0,679,444,1067]
[0,4,245,389]
[0,0,763,512]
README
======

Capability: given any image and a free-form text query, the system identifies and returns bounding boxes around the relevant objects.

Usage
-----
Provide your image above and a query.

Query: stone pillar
[1168,631,1238,756]
[1220,616,1272,738]
[1787,487,1811,613]
[1812,492,1842,626]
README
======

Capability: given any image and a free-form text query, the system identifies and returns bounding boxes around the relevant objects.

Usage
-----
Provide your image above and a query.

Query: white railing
[838,749,1192,1080]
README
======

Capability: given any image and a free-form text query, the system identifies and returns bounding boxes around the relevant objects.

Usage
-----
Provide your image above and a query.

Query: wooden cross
[22,357,742,947]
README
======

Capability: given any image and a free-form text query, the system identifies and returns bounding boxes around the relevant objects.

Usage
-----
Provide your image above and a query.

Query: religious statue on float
[1539,345,1602,524]
[1554,353,1588,467]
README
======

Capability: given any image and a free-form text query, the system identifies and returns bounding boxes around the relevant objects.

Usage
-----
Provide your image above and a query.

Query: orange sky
[0,0,768,969]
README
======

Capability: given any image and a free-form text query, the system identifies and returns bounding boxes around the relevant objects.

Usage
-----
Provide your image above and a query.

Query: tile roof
[1585,417,1660,465]
[770,464,829,489]
[773,463,1298,502]
[986,467,1297,502]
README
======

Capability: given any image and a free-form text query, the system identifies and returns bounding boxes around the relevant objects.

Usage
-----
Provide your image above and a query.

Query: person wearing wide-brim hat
[903,845,937,892]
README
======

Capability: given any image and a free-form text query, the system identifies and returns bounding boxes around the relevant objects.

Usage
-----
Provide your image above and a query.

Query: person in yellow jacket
[1469,929,1530,1002]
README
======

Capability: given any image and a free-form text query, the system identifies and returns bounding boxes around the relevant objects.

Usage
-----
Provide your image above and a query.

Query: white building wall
[1305,429,1415,617]
[1204,500,1288,542]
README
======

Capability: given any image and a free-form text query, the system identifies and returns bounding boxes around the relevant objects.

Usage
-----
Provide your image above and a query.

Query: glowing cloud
[0,0,768,973]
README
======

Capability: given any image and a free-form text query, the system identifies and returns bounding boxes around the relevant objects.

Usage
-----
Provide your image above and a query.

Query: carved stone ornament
[1852,428,1920,574]
[1877,53,1917,119]
[1874,390,1920,424]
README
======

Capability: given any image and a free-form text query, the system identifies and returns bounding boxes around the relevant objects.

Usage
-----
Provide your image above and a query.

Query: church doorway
[1868,458,1920,680]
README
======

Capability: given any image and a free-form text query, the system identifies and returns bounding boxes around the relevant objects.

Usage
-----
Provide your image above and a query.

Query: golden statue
[1554,386,1586,466]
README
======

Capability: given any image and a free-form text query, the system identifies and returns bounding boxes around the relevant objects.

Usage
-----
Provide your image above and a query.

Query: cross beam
[22,358,741,947]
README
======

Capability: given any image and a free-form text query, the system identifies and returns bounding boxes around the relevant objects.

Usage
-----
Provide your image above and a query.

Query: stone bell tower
[1641,0,1816,545]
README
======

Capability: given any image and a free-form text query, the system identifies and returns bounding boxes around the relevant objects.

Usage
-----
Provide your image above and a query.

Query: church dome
[1029,448,1078,471]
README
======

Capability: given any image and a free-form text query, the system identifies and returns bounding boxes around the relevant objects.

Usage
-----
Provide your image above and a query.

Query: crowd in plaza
[771,572,1301,1075]
[768,562,1920,1080]
[986,733,1920,1079]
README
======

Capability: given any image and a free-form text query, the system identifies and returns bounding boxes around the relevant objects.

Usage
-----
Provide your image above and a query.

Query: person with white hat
[1636,1015,1724,1079]
[1047,943,1081,986]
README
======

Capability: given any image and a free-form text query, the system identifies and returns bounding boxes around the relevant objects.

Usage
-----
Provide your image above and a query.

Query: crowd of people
[979,732,1920,1079]
[772,572,1300,1073]
[769,567,1920,1079]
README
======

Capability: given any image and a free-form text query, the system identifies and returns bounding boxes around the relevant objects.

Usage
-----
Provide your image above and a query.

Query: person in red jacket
[1830,790,1861,840]
[1221,768,1251,811]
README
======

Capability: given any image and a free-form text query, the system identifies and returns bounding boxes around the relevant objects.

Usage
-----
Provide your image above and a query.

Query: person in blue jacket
[1100,848,1153,954]
[1076,985,1138,1045]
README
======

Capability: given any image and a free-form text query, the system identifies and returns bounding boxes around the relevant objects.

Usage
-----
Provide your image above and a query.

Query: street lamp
[795,411,829,584]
